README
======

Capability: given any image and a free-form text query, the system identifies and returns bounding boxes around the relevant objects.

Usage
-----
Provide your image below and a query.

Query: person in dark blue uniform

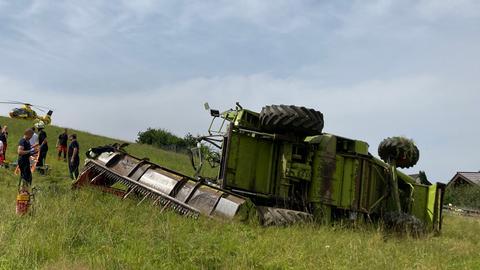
[68,134,80,180]
[36,123,48,168]
[17,129,36,187]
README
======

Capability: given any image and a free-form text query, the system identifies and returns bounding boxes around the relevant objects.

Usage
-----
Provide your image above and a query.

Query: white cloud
[121,0,160,17]
[22,0,50,16]
[8,1,319,38]
[179,0,315,32]
[416,0,480,20]
[333,0,480,40]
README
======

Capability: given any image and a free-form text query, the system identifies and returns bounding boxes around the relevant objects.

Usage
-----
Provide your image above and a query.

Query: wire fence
[156,144,191,155]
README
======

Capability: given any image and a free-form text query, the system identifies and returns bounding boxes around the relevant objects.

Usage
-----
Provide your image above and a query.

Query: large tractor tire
[259,105,324,135]
[383,212,426,237]
[257,206,314,226]
[378,137,419,169]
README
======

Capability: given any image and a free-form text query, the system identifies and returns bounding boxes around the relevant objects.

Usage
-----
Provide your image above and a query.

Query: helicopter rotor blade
[6,100,27,104]
[33,105,53,111]
[0,101,53,112]
[32,106,47,113]
[0,100,33,106]
[33,106,54,113]
[0,101,25,105]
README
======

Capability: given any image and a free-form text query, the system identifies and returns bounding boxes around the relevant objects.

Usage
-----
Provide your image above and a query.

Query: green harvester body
[217,108,445,231]
[76,104,445,233]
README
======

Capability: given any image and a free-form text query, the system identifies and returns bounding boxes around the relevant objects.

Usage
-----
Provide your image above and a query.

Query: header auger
[75,103,445,233]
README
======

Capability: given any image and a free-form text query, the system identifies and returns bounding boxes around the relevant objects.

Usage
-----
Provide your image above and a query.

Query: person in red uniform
[57,128,68,161]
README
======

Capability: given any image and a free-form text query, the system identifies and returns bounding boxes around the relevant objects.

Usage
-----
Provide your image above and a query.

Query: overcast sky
[0,0,479,182]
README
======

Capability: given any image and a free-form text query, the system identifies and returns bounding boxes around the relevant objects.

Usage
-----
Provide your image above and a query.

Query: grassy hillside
[0,116,213,178]
[0,116,479,270]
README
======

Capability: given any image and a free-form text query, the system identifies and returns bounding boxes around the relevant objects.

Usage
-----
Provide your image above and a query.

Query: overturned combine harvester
[74,104,445,233]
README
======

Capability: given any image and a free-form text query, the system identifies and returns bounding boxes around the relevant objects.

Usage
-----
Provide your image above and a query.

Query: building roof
[409,172,432,186]
[449,172,480,187]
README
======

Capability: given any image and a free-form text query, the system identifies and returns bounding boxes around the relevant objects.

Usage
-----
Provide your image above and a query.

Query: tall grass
[0,116,479,269]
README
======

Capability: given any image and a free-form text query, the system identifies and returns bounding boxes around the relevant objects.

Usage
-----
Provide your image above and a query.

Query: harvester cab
[190,102,249,176]
[203,102,245,135]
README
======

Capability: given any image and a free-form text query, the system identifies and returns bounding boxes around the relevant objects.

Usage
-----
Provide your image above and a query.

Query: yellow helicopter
[0,101,53,125]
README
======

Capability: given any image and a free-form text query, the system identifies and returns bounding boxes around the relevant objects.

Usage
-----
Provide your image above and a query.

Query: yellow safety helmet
[34,121,45,129]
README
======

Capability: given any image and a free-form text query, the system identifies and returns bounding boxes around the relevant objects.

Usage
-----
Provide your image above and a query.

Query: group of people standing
[14,126,80,189]
[58,129,80,180]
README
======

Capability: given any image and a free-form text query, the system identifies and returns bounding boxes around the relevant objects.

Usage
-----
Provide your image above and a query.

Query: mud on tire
[259,105,324,136]
[378,137,420,168]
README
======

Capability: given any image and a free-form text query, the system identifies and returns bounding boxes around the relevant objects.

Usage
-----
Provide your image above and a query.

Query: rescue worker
[0,137,4,165]
[0,124,3,165]
[36,122,48,168]
[17,129,37,187]
[68,134,80,180]
[57,128,68,161]
[0,125,8,157]
[29,126,38,147]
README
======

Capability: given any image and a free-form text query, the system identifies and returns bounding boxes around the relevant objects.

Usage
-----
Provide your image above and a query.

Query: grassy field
[0,116,479,270]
